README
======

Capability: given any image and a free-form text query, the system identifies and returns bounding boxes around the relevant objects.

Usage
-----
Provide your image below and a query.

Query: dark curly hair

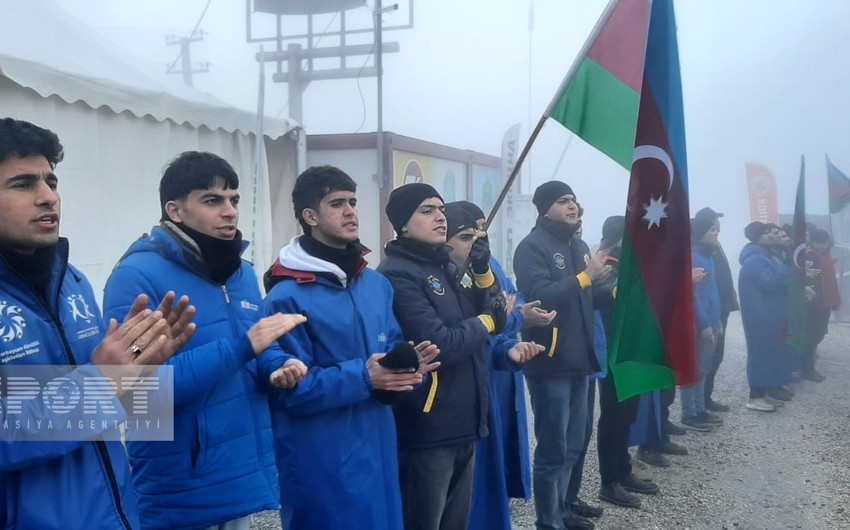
[159,151,239,221]
[292,165,357,234]
[0,118,64,168]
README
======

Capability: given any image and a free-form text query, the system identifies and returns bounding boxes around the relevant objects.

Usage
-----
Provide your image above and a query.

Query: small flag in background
[827,156,850,214]
[785,157,809,351]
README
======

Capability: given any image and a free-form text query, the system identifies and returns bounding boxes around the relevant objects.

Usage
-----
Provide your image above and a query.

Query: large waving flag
[827,156,850,214]
[547,0,651,170]
[483,0,695,399]
[607,0,696,399]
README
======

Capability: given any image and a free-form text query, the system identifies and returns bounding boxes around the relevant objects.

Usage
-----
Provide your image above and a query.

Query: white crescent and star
[792,243,806,269]
[633,145,676,229]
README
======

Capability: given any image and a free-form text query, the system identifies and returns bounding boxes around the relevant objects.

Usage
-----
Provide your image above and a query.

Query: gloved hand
[478,291,507,336]
[469,236,491,274]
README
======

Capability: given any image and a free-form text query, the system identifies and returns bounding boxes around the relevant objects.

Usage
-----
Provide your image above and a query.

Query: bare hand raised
[520,300,557,329]
[270,358,309,389]
[249,313,308,355]
[413,341,441,375]
[584,251,611,282]
[508,341,545,364]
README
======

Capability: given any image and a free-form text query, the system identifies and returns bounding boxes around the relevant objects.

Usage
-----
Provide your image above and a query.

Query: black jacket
[713,243,739,315]
[514,219,601,378]
[377,239,491,449]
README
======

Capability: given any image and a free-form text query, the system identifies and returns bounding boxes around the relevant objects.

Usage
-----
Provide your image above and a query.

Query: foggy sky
[57,0,850,258]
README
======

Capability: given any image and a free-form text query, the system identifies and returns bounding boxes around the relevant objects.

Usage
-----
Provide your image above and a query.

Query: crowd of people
[0,117,842,530]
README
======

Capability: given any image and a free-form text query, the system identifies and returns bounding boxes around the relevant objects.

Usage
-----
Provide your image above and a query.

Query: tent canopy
[0,0,296,139]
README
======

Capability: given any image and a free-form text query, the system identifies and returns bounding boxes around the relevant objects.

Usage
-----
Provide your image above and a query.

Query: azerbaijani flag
[827,156,850,214]
[546,0,651,170]
[543,0,696,399]
[785,158,809,350]
[608,0,696,399]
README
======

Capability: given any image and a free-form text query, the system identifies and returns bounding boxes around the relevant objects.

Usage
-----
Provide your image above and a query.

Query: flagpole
[251,46,266,266]
[827,154,835,236]
[484,0,622,230]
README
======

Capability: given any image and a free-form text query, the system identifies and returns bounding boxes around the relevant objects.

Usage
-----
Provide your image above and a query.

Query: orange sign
[745,163,779,223]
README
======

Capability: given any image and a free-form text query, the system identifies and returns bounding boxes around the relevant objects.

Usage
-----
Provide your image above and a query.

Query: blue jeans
[681,333,717,419]
[525,375,589,530]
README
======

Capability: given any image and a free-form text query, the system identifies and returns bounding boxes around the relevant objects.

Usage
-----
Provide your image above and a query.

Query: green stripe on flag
[608,235,677,400]
[549,58,640,170]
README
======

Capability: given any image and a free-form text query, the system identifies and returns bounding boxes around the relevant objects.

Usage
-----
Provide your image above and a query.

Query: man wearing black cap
[442,202,543,530]
[694,207,739,412]
[514,181,610,530]
[378,184,507,530]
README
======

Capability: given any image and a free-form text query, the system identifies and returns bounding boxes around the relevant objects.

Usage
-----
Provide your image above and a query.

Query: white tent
[0,0,301,296]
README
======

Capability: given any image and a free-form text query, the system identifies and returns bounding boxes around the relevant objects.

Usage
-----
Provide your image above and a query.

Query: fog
[55,0,850,260]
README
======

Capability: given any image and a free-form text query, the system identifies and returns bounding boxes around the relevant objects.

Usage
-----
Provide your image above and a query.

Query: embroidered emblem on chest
[460,274,473,289]
[0,300,26,342]
[553,253,567,270]
[427,275,446,296]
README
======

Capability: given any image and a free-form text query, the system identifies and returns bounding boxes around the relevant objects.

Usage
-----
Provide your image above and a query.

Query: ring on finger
[131,343,144,356]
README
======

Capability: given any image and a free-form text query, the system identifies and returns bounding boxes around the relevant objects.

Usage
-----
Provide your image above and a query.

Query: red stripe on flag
[587,0,652,93]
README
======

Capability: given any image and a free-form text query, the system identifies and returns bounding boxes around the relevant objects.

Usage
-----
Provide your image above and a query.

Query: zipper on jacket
[221,284,231,304]
[2,257,134,530]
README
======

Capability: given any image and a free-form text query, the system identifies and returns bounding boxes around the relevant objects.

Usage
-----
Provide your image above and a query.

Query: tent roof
[0,0,297,139]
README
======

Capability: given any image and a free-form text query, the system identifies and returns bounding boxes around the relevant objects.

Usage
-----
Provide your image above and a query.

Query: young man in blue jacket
[0,118,195,529]
[378,183,507,530]
[682,217,724,431]
[513,181,610,530]
[262,166,439,530]
[103,151,308,530]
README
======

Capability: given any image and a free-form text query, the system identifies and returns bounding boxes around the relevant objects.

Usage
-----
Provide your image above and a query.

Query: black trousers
[803,305,831,372]
[704,312,730,402]
[399,442,476,530]
[597,375,639,485]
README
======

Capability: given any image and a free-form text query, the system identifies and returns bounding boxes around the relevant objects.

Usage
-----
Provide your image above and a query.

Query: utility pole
[166,32,210,87]
[375,0,385,191]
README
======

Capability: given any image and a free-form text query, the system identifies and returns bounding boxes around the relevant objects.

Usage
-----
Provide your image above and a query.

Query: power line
[166,0,213,74]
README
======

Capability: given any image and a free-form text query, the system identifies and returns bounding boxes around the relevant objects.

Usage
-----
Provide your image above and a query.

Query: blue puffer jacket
[1,239,141,530]
[102,225,286,530]
[262,238,406,530]
[692,243,722,332]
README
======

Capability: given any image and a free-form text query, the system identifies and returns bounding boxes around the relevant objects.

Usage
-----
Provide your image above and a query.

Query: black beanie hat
[386,183,443,235]
[600,215,625,249]
[691,217,714,242]
[744,221,770,243]
[445,202,479,241]
[456,200,486,222]
[533,181,575,216]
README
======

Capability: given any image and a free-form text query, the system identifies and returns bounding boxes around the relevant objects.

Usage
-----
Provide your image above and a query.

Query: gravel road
[253,313,850,530]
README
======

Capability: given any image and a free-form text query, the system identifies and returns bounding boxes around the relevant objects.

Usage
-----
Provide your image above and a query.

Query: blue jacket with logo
[102,225,287,530]
[262,237,406,530]
[0,239,141,530]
